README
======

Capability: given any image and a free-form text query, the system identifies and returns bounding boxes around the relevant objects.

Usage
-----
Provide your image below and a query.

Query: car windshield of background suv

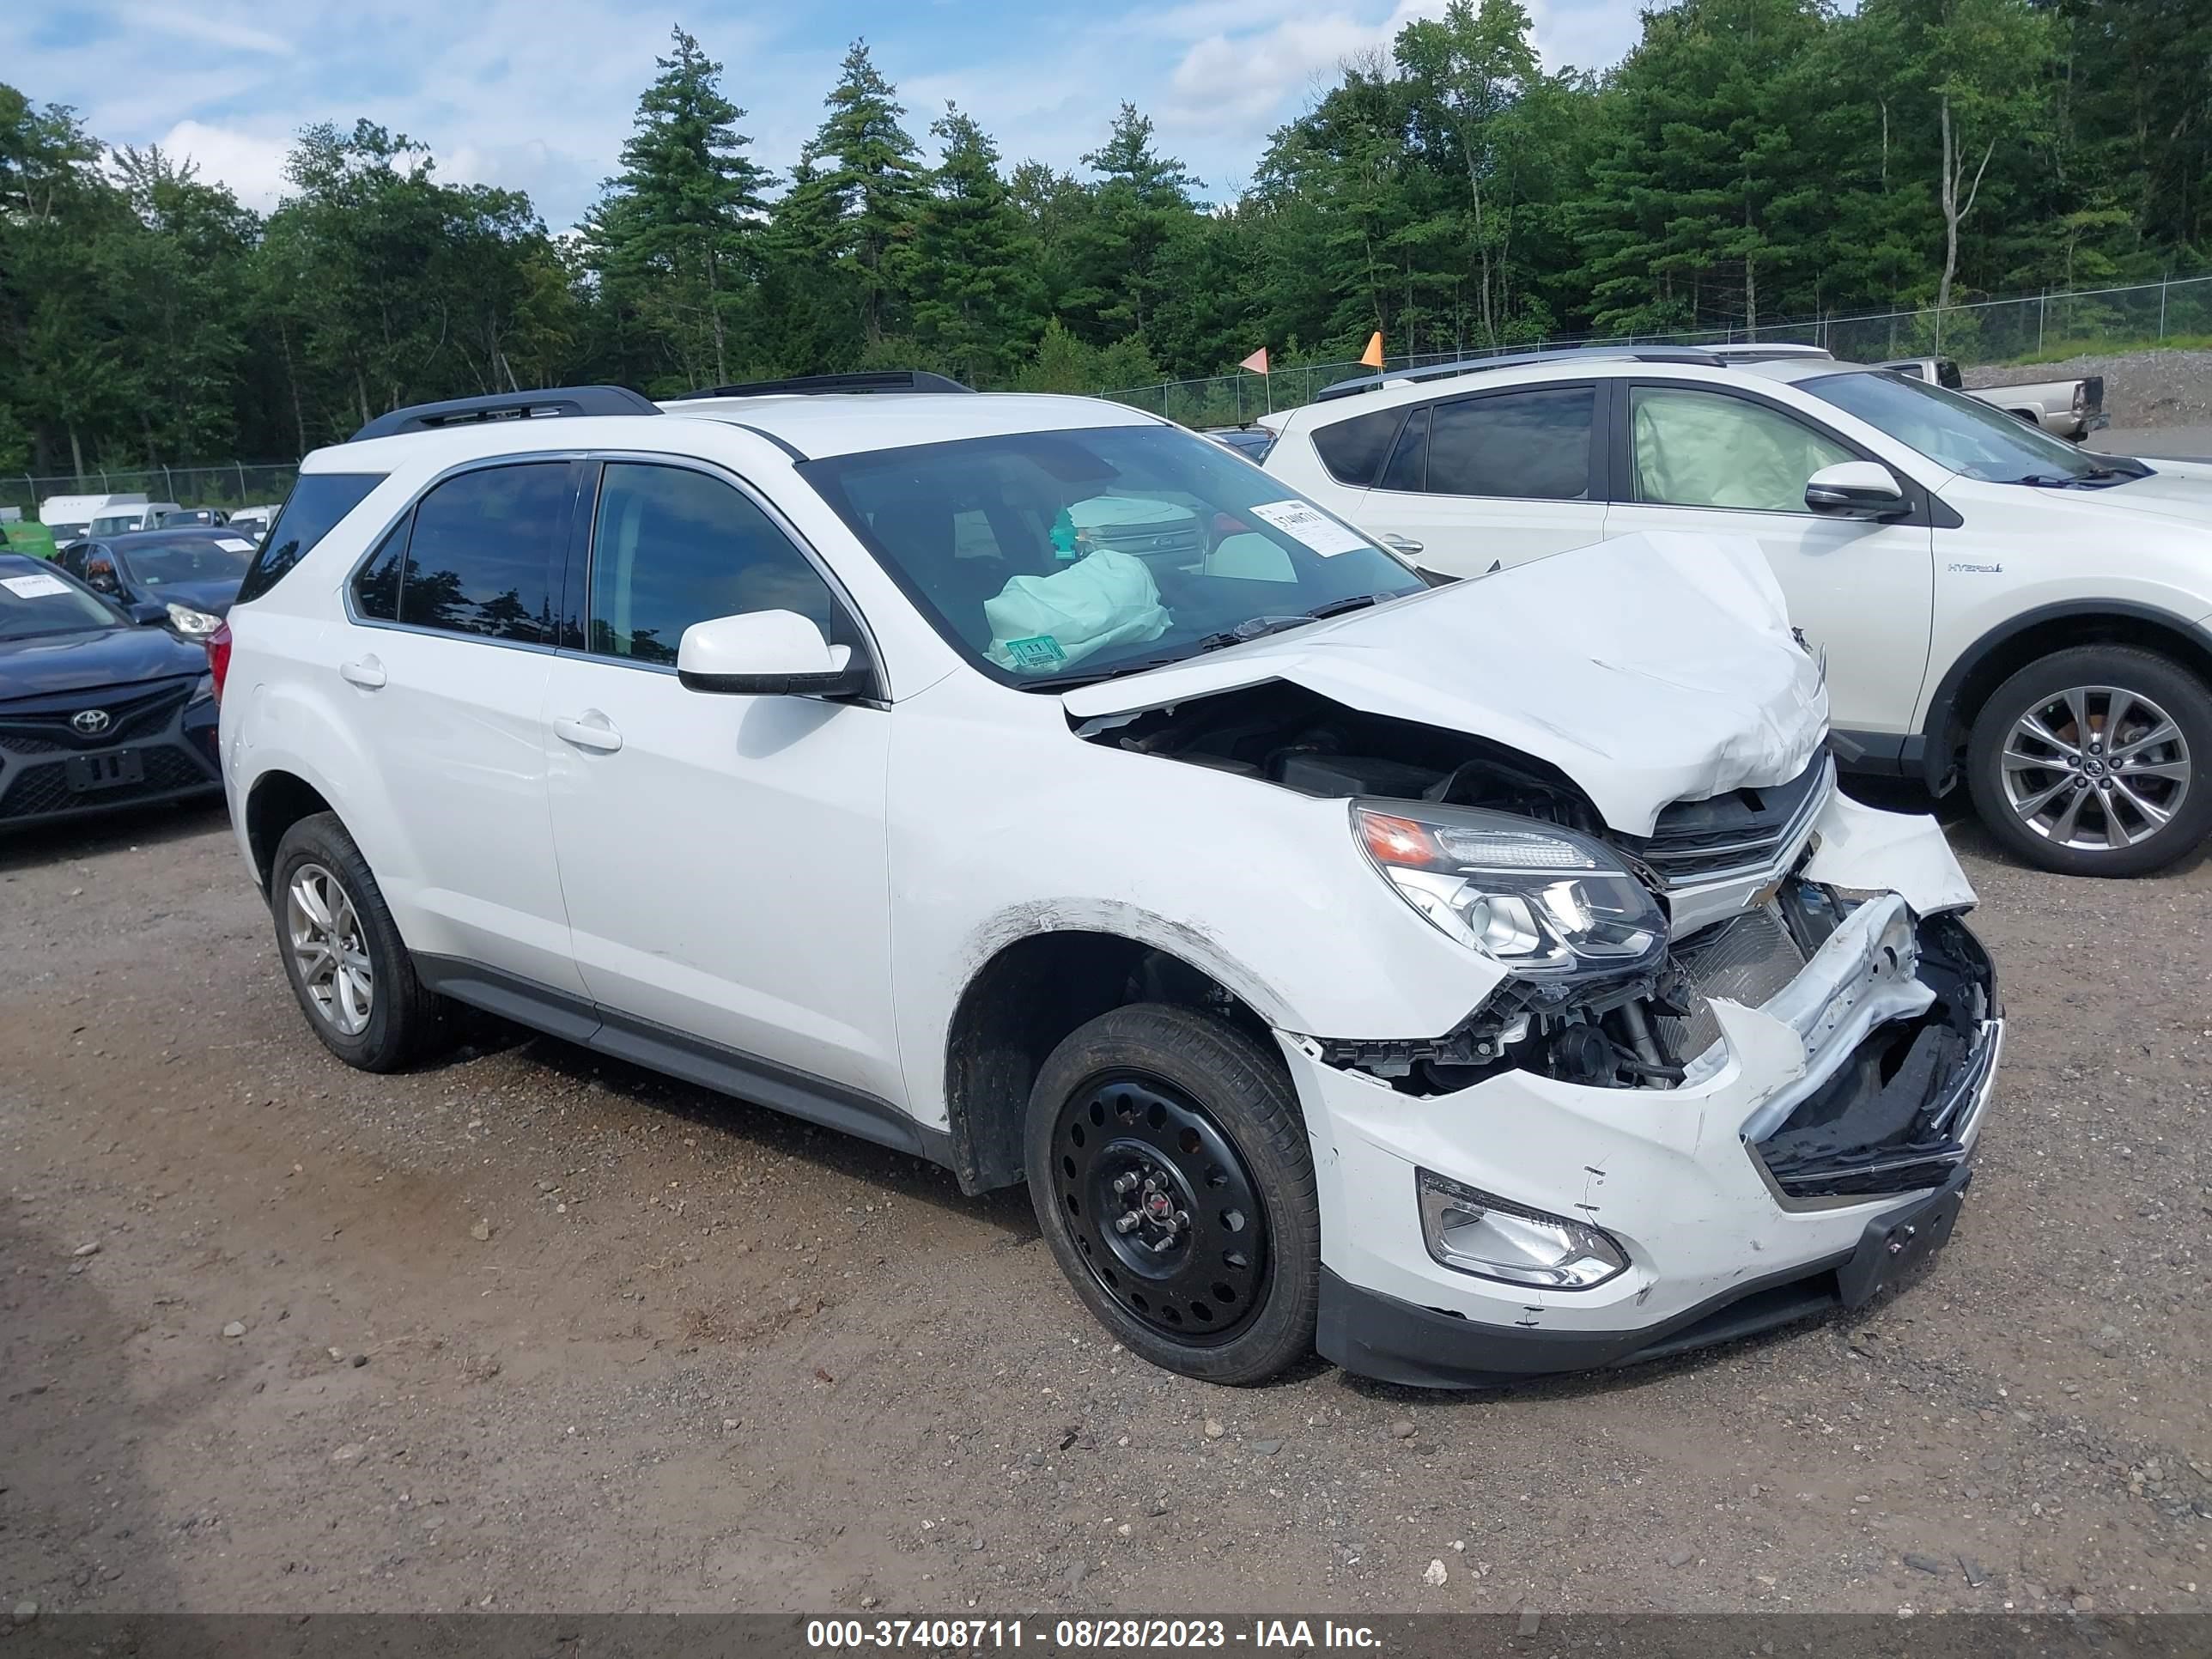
[800,424,1426,686]
[1802,370,2126,485]
[0,568,119,640]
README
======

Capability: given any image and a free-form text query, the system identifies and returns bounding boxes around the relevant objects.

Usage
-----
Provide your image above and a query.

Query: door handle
[338,655,386,689]
[1380,533,1425,556]
[552,711,623,753]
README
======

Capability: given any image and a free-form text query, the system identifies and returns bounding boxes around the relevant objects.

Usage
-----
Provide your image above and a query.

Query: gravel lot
[2,791,2208,1620]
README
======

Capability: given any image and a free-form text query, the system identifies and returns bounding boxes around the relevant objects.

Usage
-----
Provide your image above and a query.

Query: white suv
[1266,348,2212,876]
[215,375,2001,1389]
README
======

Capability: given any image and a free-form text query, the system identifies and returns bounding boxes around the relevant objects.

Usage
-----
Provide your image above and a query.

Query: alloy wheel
[1051,1074,1269,1343]
[286,862,374,1036]
[1998,684,2191,853]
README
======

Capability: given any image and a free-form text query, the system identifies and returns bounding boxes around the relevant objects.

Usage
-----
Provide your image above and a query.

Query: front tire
[1966,645,2212,876]
[1024,1004,1319,1386]
[270,812,443,1071]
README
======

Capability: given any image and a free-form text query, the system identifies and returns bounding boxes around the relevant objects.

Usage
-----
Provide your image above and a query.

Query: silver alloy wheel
[1999,684,2191,852]
[285,862,374,1036]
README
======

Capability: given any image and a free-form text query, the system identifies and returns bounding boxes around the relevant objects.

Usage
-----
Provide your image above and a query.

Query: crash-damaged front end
[1286,774,2002,1390]
[1057,536,2000,1386]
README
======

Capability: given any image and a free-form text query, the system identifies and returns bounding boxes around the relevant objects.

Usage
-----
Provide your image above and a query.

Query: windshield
[122,536,253,586]
[90,514,146,535]
[801,424,1425,686]
[1803,370,2118,483]
[0,567,119,641]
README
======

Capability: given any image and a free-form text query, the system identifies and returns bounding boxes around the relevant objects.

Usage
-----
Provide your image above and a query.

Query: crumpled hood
[1063,531,1827,836]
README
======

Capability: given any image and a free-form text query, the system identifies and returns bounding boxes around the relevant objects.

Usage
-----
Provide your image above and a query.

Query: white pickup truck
[1874,357,2107,441]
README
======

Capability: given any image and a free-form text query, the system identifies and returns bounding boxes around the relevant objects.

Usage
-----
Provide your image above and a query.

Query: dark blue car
[54,527,255,637]
[0,552,222,830]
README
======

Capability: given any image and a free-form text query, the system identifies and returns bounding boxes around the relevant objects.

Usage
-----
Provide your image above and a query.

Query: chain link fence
[2,462,301,525]
[1103,273,2212,426]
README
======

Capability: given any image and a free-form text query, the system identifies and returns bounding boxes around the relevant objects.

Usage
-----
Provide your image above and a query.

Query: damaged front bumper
[1285,807,2002,1390]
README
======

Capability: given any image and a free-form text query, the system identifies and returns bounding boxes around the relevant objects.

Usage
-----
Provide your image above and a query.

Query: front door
[1601,382,1937,739]
[540,459,901,1107]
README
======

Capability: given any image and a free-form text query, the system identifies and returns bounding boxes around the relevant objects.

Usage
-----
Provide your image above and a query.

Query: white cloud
[1163,1,1449,135]
[122,3,295,57]
[156,121,294,210]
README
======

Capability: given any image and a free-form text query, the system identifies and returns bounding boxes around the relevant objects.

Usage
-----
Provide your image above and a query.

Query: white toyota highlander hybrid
[1264,346,2212,877]
[213,374,2002,1389]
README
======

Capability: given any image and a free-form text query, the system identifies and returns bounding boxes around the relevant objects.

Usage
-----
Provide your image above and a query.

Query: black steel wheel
[1025,1003,1318,1385]
[1052,1073,1269,1342]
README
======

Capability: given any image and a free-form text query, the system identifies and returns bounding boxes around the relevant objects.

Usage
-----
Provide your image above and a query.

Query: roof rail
[665,370,975,401]
[349,386,659,441]
[1313,344,1742,403]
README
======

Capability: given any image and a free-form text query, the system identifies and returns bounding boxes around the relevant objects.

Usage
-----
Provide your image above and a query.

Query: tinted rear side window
[1377,405,1429,492]
[235,472,386,605]
[1426,386,1594,500]
[1310,407,1406,487]
[392,463,569,643]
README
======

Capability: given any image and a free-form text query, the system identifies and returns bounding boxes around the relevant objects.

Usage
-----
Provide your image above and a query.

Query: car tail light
[207,620,234,704]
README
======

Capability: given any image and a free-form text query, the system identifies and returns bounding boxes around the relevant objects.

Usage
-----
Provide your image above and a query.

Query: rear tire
[270,812,443,1071]
[1024,1004,1319,1386]
[1966,645,2212,877]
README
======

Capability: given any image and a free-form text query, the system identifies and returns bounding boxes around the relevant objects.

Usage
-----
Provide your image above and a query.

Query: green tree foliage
[2,0,2207,475]
[585,27,769,390]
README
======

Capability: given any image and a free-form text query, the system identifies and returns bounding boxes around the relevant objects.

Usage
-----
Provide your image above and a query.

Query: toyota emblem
[70,708,112,736]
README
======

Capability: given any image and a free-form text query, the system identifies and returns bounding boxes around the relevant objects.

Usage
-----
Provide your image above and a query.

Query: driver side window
[586,464,842,667]
[1630,386,1856,514]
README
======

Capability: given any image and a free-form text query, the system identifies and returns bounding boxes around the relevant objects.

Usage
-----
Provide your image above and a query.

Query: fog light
[1415,1170,1628,1290]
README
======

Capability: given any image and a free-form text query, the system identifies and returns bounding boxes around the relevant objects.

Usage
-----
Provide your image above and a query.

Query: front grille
[1616,754,1831,887]
[1658,902,1809,1061]
[0,678,195,752]
[0,745,215,822]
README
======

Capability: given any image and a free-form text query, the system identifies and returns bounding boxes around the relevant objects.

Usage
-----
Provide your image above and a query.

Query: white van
[39,492,144,543]
[88,501,184,537]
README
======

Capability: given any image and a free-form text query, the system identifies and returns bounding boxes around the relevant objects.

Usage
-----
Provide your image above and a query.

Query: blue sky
[4,1,1650,228]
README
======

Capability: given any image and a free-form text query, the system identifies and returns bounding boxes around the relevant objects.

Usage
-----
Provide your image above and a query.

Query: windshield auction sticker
[1246,500,1373,557]
[1,573,71,599]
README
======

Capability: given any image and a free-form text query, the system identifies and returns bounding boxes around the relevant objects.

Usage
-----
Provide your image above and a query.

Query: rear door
[1600,380,1936,739]
[538,457,901,1107]
[337,458,586,996]
[1349,381,1610,579]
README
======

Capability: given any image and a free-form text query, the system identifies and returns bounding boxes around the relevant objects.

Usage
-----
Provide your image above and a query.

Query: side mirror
[677,610,871,698]
[125,600,168,627]
[1804,461,1906,520]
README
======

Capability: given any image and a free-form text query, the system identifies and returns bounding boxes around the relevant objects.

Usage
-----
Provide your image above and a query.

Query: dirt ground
[2,788,2208,1620]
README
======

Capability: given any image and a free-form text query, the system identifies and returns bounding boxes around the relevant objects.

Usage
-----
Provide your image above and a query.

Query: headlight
[1352,801,1665,975]
[166,602,222,638]
[1417,1169,1628,1289]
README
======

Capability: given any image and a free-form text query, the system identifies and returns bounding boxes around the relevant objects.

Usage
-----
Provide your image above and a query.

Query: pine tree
[803,40,927,346]
[584,27,768,389]
[1073,103,1203,344]
[910,105,1030,384]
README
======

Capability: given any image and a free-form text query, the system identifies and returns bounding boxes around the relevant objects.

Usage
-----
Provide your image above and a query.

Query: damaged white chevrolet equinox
[216,374,2003,1388]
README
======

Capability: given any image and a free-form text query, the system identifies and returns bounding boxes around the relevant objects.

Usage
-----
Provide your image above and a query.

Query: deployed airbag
[985,547,1170,672]
[1632,387,1852,513]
